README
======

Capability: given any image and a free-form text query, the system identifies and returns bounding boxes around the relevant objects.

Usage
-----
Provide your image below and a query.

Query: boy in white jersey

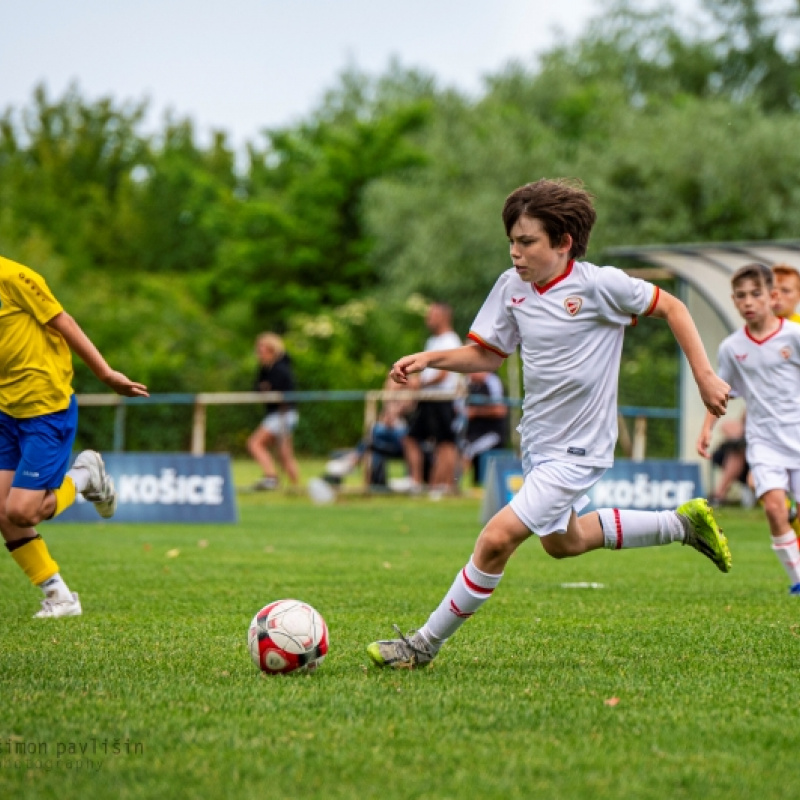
[367,178,732,669]
[698,263,800,593]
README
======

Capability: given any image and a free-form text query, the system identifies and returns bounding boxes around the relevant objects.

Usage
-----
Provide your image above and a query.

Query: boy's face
[771,274,800,318]
[508,215,571,286]
[732,278,773,326]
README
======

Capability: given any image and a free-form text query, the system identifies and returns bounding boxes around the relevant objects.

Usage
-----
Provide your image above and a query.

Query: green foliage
[284,297,428,453]
[3,4,800,455]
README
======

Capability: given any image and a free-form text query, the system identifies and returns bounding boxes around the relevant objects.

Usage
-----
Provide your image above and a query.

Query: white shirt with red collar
[717,318,800,467]
[468,260,659,467]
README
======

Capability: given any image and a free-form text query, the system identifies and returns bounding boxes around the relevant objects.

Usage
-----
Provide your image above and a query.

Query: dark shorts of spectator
[712,437,749,484]
[408,400,458,444]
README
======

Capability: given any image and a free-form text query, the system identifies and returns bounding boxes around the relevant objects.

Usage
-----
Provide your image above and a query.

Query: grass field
[2,460,800,799]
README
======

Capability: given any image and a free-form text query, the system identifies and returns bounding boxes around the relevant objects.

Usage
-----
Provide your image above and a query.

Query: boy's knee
[540,534,583,560]
[476,525,515,562]
[5,506,37,529]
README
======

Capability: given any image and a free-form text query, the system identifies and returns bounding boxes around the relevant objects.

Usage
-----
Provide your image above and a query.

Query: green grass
[1,464,798,799]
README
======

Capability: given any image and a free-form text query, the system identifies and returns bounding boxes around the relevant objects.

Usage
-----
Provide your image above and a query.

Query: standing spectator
[462,371,509,486]
[247,333,300,491]
[404,303,462,493]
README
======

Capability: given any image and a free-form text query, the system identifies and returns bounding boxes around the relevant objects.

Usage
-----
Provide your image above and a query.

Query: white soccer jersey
[468,260,659,467]
[717,319,800,467]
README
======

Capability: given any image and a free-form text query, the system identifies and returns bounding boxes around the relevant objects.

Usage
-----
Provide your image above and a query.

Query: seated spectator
[708,414,751,507]
[325,375,419,487]
[461,371,509,486]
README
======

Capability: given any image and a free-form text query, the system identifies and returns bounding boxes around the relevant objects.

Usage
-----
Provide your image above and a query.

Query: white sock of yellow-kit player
[418,557,503,651]
[597,508,685,549]
[771,531,800,585]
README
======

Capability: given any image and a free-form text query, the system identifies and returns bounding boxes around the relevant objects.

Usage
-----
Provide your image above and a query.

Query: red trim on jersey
[644,286,661,316]
[533,259,575,294]
[467,332,509,358]
[613,508,623,550]
[461,568,494,595]
[745,317,784,345]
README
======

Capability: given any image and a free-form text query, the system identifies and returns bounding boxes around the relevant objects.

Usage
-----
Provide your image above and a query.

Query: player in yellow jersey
[0,255,148,618]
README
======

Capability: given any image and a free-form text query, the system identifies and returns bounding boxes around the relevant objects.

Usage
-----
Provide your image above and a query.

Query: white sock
[598,508,685,549]
[771,531,800,585]
[67,467,90,493]
[420,557,503,647]
[39,573,72,602]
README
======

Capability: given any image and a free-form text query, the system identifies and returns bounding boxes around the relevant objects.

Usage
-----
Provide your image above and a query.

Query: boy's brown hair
[772,263,800,288]
[502,178,597,259]
[731,263,774,291]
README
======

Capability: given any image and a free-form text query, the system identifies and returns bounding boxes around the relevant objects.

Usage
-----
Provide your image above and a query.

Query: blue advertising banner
[53,453,238,523]
[481,456,702,523]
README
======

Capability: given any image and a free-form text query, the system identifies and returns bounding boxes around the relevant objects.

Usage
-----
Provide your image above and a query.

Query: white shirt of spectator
[717,318,800,467]
[468,261,658,468]
[420,330,463,394]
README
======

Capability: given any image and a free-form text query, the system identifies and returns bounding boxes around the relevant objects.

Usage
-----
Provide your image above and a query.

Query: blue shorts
[0,395,78,490]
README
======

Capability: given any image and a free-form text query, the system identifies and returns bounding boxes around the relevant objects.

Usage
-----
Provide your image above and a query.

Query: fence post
[191,397,207,456]
[113,402,126,452]
[617,413,632,457]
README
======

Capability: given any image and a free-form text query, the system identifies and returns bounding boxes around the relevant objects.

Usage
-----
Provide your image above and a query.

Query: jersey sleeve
[594,266,659,325]
[467,272,519,357]
[4,266,63,325]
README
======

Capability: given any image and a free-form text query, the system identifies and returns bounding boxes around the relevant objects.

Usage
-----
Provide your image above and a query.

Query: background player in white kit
[367,178,732,669]
[697,263,800,593]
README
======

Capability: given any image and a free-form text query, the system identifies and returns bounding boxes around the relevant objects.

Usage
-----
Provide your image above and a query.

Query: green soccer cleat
[677,498,732,573]
[366,625,437,669]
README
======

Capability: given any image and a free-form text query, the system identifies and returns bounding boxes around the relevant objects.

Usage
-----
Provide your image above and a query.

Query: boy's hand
[696,429,713,459]
[390,353,429,385]
[698,373,730,417]
[104,370,149,397]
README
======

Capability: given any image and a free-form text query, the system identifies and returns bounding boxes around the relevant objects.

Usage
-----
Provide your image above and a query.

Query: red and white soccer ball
[248,599,329,675]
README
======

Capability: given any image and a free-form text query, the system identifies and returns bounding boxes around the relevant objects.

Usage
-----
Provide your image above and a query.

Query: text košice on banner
[53,453,238,523]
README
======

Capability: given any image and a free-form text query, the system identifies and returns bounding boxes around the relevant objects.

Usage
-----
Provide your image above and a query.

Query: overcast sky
[1,0,700,150]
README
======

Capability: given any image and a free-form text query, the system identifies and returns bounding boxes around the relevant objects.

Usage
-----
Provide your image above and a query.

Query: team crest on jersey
[564,296,583,316]
[781,347,792,360]
[735,353,747,362]
[511,296,526,306]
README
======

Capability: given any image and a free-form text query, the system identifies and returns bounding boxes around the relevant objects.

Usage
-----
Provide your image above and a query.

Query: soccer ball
[248,599,329,675]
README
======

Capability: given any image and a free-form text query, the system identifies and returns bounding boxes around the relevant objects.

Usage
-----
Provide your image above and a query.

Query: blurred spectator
[461,371,509,486]
[324,375,419,487]
[247,332,300,491]
[708,414,751,507]
[404,302,462,493]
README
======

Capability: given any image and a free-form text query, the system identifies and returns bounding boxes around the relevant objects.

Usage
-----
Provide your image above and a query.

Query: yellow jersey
[789,312,800,324]
[0,256,73,418]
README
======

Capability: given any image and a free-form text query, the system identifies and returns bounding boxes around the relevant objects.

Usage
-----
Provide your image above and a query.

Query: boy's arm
[696,410,719,459]
[648,291,729,416]
[47,312,149,398]
[390,344,503,385]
